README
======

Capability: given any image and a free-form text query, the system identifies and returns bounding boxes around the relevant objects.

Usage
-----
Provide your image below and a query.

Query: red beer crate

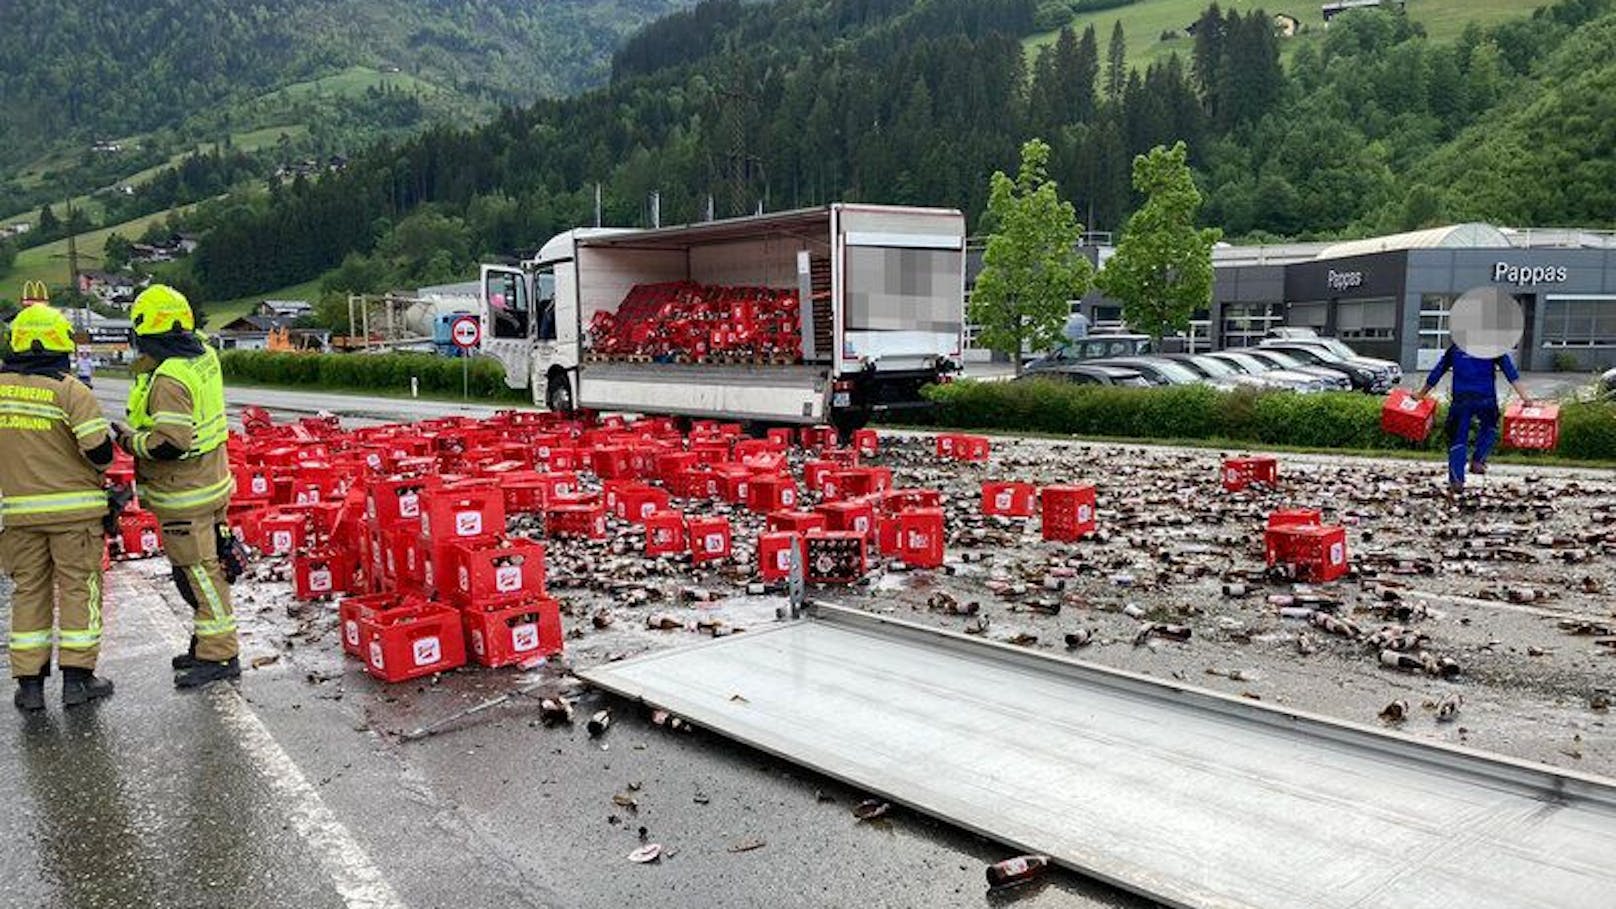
[817,499,876,540]
[803,460,839,493]
[880,488,942,513]
[710,464,753,504]
[1222,456,1279,492]
[365,476,438,530]
[734,438,783,461]
[1503,402,1560,450]
[981,481,1037,517]
[234,465,275,501]
[614,485,671,523]
[420,487,505,542]
[446,538,546,607]
[645,511,686,557]
[804,531,866,584]
[462,596,564,668]
[1041,484,1098,542]
[261,512,307,556]
[361,603,467,682]
[544,446,582,472]
[766,427,796,449]
[800,426,836,450]
[688,516,732,563]
[671,468,719,500]
[501,473,551,514]
[1265,525,1349,582]
[383,527,427,590]
[1381,389,1437,442]
[758,531,802,581]
[748,474,799,512]
[656,451,699,485]
[768,510,827,535]
[831,467,891,499]
[338,592,427,658]
[1264,508,1324,564]
[116,508,162,559]
[875,513,901,555]
[547,503,608,539]
[591,445,634,480]
[953,435,991,462]
[689,439,732,465]
[897,508,945,568]
[292,549,355,600]
[308,501,346,540]
[851,429,879,457]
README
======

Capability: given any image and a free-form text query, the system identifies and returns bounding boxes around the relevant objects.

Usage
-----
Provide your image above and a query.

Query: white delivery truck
[478,204,964,432]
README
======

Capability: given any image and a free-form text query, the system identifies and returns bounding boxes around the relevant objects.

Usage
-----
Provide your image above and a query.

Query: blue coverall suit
[1424,345,1520,487]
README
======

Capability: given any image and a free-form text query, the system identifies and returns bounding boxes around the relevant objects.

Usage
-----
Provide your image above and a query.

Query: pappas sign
[1493,262,1568,287]
[1326,270,1364,292]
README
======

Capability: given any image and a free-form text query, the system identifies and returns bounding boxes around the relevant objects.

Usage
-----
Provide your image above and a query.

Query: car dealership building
[968,223,1616,372]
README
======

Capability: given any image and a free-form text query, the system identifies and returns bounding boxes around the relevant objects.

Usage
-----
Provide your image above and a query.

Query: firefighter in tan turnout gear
[1,300,117,711]
[113,285,242,688]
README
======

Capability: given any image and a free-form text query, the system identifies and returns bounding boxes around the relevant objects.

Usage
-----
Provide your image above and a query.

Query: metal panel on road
[581,606,1616,909]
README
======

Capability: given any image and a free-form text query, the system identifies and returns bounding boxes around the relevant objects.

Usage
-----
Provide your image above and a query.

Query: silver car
[1206,351,1334,392]
[1242,350,1354,391]
[1163,353,1316,392]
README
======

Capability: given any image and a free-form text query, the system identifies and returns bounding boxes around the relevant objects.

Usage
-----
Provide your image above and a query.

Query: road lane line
[121,569,408,909]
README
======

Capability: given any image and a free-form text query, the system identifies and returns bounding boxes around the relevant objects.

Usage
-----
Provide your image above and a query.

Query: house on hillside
[1,222,32,240]
[216,314,330,351]
[1322,0,1404,22]
[78,271,144,308]
[1274,13,1302,36]
[257,299,313,320]
[129,242,176,264]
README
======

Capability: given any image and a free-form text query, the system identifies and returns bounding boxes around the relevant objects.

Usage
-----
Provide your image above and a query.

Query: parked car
[1015,363,1152,387]
[1026,334,1154,373]
[1258,340,1400,392]
[1204,351,1335,392]
[1265,327,1320,341]
[1162,353,1321,392]
[1093,357,1211,387]
[1240,350,1354,391]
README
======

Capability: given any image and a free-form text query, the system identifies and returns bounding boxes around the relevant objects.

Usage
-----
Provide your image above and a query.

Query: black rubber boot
[172,635,199,670]
[174,656,241,690]
[61,667,114,707]
[13,676,45,713]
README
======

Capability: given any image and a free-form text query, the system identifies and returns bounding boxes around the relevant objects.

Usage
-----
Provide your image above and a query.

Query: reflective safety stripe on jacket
[126,346,229,458]
[139,474,233,511]
[0,489,109,519]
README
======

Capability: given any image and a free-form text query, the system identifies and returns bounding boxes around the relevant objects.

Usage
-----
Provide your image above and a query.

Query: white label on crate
[940,439,954,453]
[537,445,551,458]
[853,516,870,533]
[1330,542,1345,566]
[344,620,359,647]
[470,630,485,657]
[737,482,749,499]
[251,476,269,495]
[455,511,483,537]
[641,502,656,519]
[297,491,312,506]
[367,453,382,469]
[1399,397,1419,412]
[557,481,572,494]
[995,491,1012,510]
[825,481,838,498]
[781,489,796,506]
[458,565,471,592]
[1523,407,1542,418]
[775,550,791,570]
[369,639,384,669]
[140,529,159,553]
[593,517,606,535]
[367,497,378,518]
[272,531,292,554]
[1079,504,1093,523]
[495,565,522,593]
[422,560,433,586]
[309,569,332,593]
[399,492,420,518]
[705,532,725,553]
[908,532,929,549]
[511,622,539,652]
[1226,469,1239,483]
[412,636,441,667]
[385,551,396,574]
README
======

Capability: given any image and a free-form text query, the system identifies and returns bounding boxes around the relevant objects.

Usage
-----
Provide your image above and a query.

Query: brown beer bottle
[986,854,1051,888]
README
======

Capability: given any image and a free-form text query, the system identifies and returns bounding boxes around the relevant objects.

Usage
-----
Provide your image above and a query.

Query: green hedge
[220,351,525,401]
[920,379,1616,462]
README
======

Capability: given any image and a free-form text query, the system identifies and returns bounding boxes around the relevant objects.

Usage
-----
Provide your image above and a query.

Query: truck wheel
[830,409,870,444]
[547,375,574,414]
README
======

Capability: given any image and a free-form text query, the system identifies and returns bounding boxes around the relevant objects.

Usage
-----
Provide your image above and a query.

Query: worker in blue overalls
[1416,344,1534,492]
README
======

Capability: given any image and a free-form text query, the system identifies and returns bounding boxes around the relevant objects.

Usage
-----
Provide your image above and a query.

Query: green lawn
[7,205,201,291]
[255,66,444,104]
[1026,0,1542,69]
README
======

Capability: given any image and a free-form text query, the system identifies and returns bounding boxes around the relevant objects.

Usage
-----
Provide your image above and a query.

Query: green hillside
[7,205,201,290]
[1028,0,1542,67]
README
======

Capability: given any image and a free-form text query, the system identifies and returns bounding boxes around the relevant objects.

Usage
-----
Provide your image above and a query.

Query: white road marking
[124,570,408,909]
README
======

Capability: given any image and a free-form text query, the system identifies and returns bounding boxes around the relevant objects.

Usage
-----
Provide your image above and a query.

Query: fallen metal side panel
[580,608,1616,909]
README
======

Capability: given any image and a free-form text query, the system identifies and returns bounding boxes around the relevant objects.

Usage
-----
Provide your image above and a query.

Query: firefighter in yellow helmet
[112,285,241,688]
[1,303,116,711]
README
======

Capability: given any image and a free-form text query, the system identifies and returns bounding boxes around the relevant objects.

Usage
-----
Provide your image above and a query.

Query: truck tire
[547,373,574,414]
[830,409,870,444]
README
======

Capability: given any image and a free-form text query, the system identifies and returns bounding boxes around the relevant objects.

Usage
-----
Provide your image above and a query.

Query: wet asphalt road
[0,560,1148,909]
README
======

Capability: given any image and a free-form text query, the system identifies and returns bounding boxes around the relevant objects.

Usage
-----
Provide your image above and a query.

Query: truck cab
[480,205,964,431]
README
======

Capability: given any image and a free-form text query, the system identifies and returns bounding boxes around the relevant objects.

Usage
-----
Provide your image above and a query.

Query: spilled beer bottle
[986,854,1050,889]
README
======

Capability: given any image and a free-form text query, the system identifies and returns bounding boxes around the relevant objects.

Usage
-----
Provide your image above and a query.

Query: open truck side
[478,204,964,431]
